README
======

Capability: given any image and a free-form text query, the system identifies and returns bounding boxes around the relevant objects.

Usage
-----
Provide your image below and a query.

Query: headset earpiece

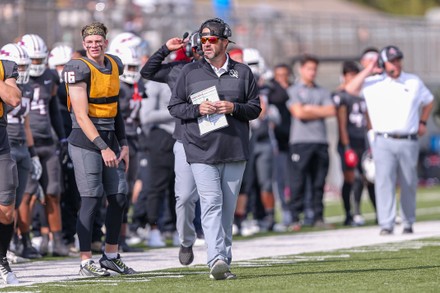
[199,18,231,39]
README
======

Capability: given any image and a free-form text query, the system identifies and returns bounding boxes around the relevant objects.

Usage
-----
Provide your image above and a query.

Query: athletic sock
[0,223,14,258]
[104,252,118,260]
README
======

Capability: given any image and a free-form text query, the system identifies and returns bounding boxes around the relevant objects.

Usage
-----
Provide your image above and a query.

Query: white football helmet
[243,48,266,76]
[361,150,375,183]
[48,45,73,69]
[18,34,48,77]
[108,32,142,52]
[110,46,141,84]
[0,43,31,84]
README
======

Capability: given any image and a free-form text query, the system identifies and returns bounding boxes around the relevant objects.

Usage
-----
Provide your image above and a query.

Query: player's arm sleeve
[114,102,127,146]
[140,45,174,82]
[49,96,67,139]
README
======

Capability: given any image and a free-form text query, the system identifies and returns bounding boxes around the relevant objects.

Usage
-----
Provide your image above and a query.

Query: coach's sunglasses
[201,36,220,44]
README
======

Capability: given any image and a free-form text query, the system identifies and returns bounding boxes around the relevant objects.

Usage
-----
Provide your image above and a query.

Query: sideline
[5,220,440,287]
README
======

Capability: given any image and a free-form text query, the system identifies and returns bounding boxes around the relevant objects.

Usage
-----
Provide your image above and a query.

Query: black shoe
[402,227,413,234]
[118,241,144,253]
[179,245,194,266]
[343,216,353,226]
[79,260,110,277]
[99,253,136,275]
[21,246,42,259]
[380,228,393,235]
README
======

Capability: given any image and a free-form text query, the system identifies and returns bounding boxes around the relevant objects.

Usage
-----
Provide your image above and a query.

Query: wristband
[92,136,109,150]
[419,120,427,126]
[28,146,37,158]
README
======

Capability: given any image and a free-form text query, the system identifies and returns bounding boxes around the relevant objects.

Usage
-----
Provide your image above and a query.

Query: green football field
[4,238,439,292]
[1,186,439,292]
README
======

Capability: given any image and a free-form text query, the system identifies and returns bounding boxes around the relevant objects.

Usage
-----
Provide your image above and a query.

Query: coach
[168,18,261,280]
[346,45,434,235]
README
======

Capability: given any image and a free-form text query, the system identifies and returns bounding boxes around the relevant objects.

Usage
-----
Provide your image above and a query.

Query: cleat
[178,245,194,266]
[99,253,136,275]
[402,227,413,234]
[0,257,19,284]
[379,228,393,236]
[21,246,42,259]
[353,215,365,226]
[79,260,110,277]
[147,229,165,248]
[210,259,229,280]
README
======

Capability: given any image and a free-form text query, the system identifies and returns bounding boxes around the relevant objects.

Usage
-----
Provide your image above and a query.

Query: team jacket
[168,57,261,164]
[0,60,19,155]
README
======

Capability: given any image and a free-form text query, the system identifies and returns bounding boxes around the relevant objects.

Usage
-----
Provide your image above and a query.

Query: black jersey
[332,90,368,141]
[119,81,146,138]
[6,83,33,143]
[0,60,19,155]
[27,68,60,142]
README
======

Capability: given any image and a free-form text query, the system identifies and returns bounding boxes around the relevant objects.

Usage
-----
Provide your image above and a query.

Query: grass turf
[3,238,439,292]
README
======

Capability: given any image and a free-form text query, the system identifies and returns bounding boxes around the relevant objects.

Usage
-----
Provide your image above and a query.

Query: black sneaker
[79,260,110,277]
[379,228,393,236]
[99,254,136,275]
[402,227,413,234]
[21,246,42,259]
[0,257,19,284]
[179,245,194,266]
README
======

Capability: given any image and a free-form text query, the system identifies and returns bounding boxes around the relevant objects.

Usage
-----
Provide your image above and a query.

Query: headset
[185,31,202,58]
[199,18,232,39]
[377,47,386,69]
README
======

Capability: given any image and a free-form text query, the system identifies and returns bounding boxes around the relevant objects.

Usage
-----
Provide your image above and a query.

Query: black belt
[376,132,418,140]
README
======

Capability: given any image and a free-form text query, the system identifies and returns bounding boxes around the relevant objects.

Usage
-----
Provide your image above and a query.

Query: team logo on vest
[229,69,238,79]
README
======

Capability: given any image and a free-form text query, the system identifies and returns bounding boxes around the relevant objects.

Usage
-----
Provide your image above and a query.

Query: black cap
[199,18,234,42]
[380,45,404,63]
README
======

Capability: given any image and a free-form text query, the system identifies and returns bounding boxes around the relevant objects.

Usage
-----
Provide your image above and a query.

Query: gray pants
[191,161,246,267]
[174,141,199,247]
[372,136,419,230]
[0,153,18,206]
[68,144,128,198]
[10,144,31,208]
